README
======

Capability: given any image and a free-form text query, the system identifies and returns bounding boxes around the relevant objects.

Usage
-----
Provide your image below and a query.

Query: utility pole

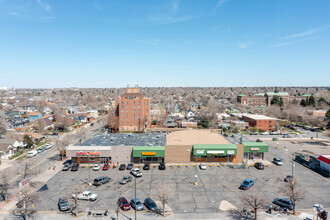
[195,162,197,186]
[292,156,295,183]
[88,154,91,186]
[135,176,137,220]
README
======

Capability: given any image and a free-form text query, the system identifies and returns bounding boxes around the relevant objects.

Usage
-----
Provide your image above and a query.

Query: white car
[130,168,142,177]
[261,131,270,135]
[27,150,38,158]
[72,191,97,201]
[93,164,101,171]
[199,163,207,170]
[44,144,52,150]
[273,158,283,166]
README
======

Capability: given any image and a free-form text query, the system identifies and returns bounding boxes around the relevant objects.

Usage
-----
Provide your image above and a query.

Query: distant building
[114,85,150,132]
[27,112,42,123]
[242,114,276,131]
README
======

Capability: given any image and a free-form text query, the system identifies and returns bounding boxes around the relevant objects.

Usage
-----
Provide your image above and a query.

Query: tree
[1,170,10,201]
[308,95,316,107]
[318,97,328,105]
[326,109,330,122]
[0,111,7,136]
[14,190,38,220]
[23,135,34,149]
[69,184,82,216]
[278,178,306,215]
[239,190,267,220]
[279,99,284,107]
[198,117,210,129]
[76,129,87,145]
[300,99,307,107]
[271,96,280,105]
[32,119,46,133]
[17,159,39,179]
[152,183,175,216]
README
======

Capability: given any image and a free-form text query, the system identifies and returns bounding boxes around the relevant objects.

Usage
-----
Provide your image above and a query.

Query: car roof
[244,179,253,182]
[131,198,140,202]
[119,197,127,201]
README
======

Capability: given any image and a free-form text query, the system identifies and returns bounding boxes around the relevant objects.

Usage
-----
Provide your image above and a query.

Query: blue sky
[0,0,330,88]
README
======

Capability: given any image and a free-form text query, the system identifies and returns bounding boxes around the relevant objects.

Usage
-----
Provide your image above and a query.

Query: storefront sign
[76,152,101,156]
[141,152,156,156]
[196,150,205,154]
[227,150,235,155]
[250,148,259,151]
[207,150,224,154]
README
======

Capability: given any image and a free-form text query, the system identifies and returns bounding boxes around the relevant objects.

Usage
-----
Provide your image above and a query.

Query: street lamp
[135,175,137,220]
[292,157,295,184]
[195,162,197,186]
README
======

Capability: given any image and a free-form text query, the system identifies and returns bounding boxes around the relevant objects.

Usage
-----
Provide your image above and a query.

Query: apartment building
[115,85,150,132]
[242,114,276,131]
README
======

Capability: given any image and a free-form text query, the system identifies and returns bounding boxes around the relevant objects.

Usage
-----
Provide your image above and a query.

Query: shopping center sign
[76,151,101,156]
[250,148,259,151]
[141,152,156,156]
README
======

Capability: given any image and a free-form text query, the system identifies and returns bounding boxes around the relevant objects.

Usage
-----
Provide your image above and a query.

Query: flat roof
[79,133,166,147]
[193,144,237,150]
[67,146,112,151]
[133,146,165,151]
[243,114,276,120]
[166,130,231,145]
[242,142,268,147]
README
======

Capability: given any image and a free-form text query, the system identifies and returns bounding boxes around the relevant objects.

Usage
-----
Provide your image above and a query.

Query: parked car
[27,150,38,158]
[120,176,132,184]
[254,162,264,170]
[199,163,207,170]
[62,164,71,171]
[130,198,144,211]
[159,162,166,170]
[119,164,126,170]
[44,144,53,150]
[273,198,294,210]
[51,132,58,135]
[250,131,259,135]
[270,131,280,135]
[72,191,97,201]
[144,197,158,211]
[90,123,94,126]
[126,164,133,170]
[290,126,297,130]
[58,197,70,211]
[284,175,294,182]
[93,176,111,186]
[273,158,283,166]
[143,163,150,170]
[93,164,101,171]
[261,131,270,135]
[239,179,254,190]
[37,148,45,153]
[102,164,110,171]
[283,134,292,138]
[63,159,72,166]
[71,164,79,171]
[118,197,131,211]
[130,168,142,177]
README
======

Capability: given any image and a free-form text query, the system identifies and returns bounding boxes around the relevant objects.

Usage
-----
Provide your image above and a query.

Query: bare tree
[1,170,10,201]
[0,111,7,136]
[68,184,82,216]
[17,159,39,179]
[278,178,306,215]
[32,119,46,133]
[98,115,109,129]
[151,183,175,216]
[239,190,267,220]
[15,190,39,220]
[75,129,87,145]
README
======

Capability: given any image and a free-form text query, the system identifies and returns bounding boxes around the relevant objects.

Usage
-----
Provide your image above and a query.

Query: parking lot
[35,140,330,215]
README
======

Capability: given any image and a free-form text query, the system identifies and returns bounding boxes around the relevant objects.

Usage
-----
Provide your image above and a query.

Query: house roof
[25,132,44,139]
[42,114,52,119]
[28,112,41,116]
[0,143,13,152]
[0,139,16,145]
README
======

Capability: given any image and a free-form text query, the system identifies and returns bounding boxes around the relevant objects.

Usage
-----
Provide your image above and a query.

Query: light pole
[194,162,197,186]
[88,153,91,186]
[135,176,137,220]
[292,157,295,183]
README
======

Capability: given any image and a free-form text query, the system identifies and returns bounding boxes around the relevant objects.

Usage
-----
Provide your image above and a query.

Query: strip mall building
[66,130,268,164]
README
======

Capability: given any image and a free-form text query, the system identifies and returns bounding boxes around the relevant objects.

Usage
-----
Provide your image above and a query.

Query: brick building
[242,114,276,131]
[115,85,150,132]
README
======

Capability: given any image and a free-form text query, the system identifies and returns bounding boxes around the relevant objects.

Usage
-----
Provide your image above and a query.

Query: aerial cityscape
[0,0,330,220]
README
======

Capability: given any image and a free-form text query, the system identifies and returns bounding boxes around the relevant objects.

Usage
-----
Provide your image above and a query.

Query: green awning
[242,142,269,153]
[132,146,165,157]
[193,144,237,156]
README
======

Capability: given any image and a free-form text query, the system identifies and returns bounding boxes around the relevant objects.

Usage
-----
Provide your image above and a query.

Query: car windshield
[88,193,92,196]
[136,201,142,205]
[61,201,68,205]
[243,181,249,185]
[123,201,128,205]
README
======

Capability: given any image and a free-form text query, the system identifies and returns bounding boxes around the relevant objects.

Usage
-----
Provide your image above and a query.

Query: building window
[121,118,124,121]
[121,110,124,113]
[138,114,141,117]
[138,110,141,113]
[126,127,129,131]
[269,121,272,123]
[121,114,124,117]
[139,102,141,104]
[121,101,124,104]
[138,106,141,108]
[121,122,124,125]
[121,106,124,109]
[127,122,128,125]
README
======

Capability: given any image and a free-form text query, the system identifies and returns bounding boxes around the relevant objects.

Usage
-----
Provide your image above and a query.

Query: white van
[27,150,38,158]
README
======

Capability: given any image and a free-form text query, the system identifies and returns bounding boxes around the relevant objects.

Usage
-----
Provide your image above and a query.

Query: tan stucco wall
[236,144,244,164]
[165,145,192,163]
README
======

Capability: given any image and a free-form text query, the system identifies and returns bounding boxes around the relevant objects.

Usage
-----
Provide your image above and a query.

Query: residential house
[163,118,177,128]
[74,113,88,123]
[8,117,28,129]
[186,109,196,122]
[28,112,42,123]
[0,139,22,159]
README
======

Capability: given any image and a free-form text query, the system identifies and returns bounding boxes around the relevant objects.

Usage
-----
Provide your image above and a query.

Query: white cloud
[268,39,306,48]
[238,43,247,49]
[10,12,20,16]
[148,15,192,25]
[216,0,228,8]
[283,25,330,39]
[172,0,178,13]
[36,0,51,11]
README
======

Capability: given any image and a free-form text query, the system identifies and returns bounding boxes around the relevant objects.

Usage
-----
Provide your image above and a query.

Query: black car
[126,164,133,170]
[144,197,158,211]
[143,163,150,170]
[71,164,79,171]
[93,176,111,186]
[63,159,72,166]
[159,162,166,170]
[58,197,70,211]
[62,164,71,171]
[119,164,126,170]
[254,162,264,170]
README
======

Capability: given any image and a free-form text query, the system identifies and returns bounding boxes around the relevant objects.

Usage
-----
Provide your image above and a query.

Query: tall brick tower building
[114,85,150,132]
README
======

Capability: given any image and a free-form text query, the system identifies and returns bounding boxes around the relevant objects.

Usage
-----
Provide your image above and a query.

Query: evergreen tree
[279,99,284,107]
[23,135,34,148]
[326,109,330,122]
[271,96,280,105]
[308,96,316,106]
[300,99,307,107]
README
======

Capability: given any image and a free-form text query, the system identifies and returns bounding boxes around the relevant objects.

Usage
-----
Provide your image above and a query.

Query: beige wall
[236,144,244,164]
[165,145,192,163]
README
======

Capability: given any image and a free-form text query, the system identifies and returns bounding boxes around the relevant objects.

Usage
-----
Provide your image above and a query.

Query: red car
[118,197,131,211]
[102,164,110,171]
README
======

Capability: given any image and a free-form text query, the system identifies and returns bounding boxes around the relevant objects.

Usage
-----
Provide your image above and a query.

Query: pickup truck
[72,191,97,201]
